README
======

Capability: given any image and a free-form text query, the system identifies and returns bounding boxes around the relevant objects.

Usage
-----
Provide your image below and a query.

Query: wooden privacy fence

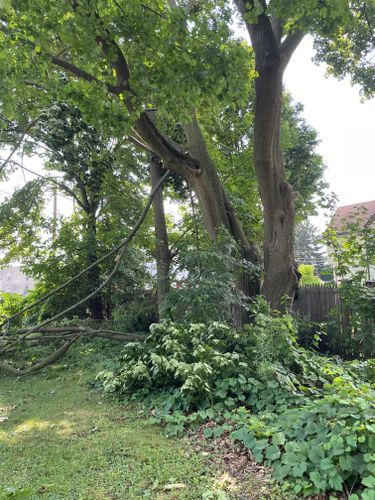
[293,285,340,322]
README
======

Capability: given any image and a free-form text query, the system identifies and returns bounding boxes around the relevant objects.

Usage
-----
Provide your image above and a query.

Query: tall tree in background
[294,221,326,274]
[150,154,170,318]
[234,0,375,309]
[0,102,150,319]
[31,104,115,319]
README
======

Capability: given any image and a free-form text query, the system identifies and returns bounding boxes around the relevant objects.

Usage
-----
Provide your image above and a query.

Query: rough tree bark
[84,209,104,320]
[183,114,261,326]
[235,0,304,310]
[150,154,171,318]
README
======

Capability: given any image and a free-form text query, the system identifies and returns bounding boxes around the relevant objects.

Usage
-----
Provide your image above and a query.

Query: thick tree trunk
[85,211,104,320]
[184,115,261,326]
[253,63,298,309]
[235,2,304,310]
[150,154,170,319]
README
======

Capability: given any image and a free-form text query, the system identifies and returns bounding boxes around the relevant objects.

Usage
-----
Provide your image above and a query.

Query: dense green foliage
[297,264,323,286]
[99,304,375,497]
[324,220,375,359]
[0,1,374,497]
[163,232,256,324]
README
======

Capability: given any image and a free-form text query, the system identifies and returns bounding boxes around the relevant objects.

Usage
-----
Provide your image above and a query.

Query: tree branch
[7,159,86,210]
[0,335,80,376]
[125,134,153,153]
[271,16,283,44]
[8,169,171,341]
[280,30,305,68]
[14,326,146,342]
[91,11,201,176]
[0,118,39,175]
[235,0,280,60]
[51,56,125,95]
[0,171,170,331]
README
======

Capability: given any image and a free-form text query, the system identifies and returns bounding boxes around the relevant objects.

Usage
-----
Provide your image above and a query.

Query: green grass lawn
[0,367,276,499]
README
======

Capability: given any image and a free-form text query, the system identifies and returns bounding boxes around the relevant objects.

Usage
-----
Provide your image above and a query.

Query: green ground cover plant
[99,303,375,498]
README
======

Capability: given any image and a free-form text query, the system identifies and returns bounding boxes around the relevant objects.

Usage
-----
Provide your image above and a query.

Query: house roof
[330,200,375,232]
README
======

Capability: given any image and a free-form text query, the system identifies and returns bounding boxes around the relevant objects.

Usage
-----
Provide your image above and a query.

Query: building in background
[328,200,375,285]
[0,266,34,295]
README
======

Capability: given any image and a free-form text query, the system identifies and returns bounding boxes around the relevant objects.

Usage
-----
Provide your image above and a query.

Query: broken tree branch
[0,335,81,376]
[13,169,171,340]
[0,169,170,330]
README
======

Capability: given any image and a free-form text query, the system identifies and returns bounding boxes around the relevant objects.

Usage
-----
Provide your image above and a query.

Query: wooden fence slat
[293,285,339,322]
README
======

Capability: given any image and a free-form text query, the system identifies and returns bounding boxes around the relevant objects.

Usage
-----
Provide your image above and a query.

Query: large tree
[1,0,373,314]
[234,0,374,308]
[0,0,262,325]
[0,102,150,320]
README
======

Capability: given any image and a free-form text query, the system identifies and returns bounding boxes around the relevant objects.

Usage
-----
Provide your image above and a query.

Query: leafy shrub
[0,292,25,322]
[0,291,39,329]
[163,232,258,324]
[298,264,323,285]
[98,303,375,497]
[324,220,375,359]
[112,294,158,333]
[232,373,375,497]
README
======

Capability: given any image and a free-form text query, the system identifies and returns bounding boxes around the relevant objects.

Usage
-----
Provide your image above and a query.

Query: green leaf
[362,489,375,500]
[308,446,324,464]
[282,452,299,466]
[320,457,334,471]
[203,428,213,438]
[292,462,307,478]
[328,474,343,491]
[253,438,268,451]
[272,432,286,446]
[265,445,281,461]
[362,475,375,488]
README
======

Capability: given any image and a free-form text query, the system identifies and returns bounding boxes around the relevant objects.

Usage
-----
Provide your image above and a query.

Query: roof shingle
[330,200,375,232]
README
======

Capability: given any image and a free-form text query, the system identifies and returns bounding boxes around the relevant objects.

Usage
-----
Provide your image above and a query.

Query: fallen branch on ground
[0,326,146,375]
[0,335,81,376]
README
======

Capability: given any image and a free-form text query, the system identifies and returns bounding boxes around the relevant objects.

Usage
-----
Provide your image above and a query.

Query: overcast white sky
[284,36,375,230]
[1,36,374,233]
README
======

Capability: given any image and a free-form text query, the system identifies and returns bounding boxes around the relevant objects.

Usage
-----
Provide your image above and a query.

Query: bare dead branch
[126,134,153,153]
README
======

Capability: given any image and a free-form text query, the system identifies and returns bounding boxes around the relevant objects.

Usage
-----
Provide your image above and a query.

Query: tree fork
[235,0,304,310]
